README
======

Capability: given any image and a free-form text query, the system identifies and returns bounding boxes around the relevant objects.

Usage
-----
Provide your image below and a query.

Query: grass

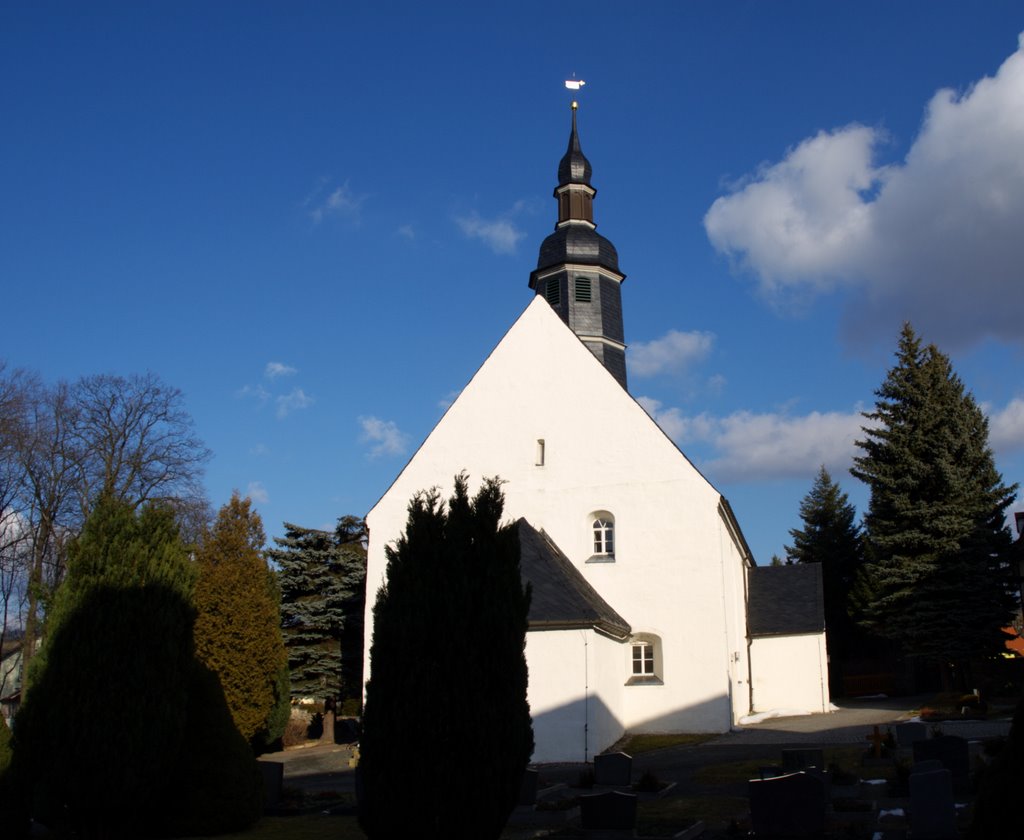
[610,732,717,754]
[692,746,877,786]
[638,795,748,834]
[692,758,764,784]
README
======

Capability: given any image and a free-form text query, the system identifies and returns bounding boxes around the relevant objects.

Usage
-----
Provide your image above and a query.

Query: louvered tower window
[545,277,561,306]
[574,276,592,302]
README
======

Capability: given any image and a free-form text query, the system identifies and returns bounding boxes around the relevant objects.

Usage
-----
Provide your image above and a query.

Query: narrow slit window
[536,439,545,466]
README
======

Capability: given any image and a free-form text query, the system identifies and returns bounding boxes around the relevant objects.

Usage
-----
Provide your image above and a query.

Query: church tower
[529,102,628,389]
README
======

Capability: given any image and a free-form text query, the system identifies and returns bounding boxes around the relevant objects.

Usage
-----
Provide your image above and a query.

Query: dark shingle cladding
[747,563,825,637]
[557,105,592,186]
[517,518,631,640]
[536,225,620,274]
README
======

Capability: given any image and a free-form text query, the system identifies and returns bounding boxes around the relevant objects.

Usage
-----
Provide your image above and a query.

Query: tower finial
[571,100,578,111]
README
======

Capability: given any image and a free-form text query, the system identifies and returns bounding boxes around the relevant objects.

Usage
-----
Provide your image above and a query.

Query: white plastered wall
[526,628,626,763]
[749,633,831,714]
[364,298,755,759]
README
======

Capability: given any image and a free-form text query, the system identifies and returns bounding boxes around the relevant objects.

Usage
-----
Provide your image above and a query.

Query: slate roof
[517,518,631,640]
[557,106,592,186]
[535,224,621,274]
[747,563,825,637]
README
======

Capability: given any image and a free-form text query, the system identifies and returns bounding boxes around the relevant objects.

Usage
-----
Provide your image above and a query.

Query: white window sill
[625,675,663,686]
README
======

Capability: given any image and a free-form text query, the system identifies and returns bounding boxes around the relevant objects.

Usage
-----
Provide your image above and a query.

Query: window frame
[626,633,663,686]
[586,511,615,563]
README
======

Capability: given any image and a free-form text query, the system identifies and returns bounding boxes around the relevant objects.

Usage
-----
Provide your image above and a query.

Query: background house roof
[517,518,631,640]
[747,563,825,637]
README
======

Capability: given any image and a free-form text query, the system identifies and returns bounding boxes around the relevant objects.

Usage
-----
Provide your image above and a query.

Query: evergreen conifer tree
[12,497,262,836]
[268,515,366,702]
[851,324,1017,680]
[194,493,289,745]
[786,466,867,693]
[358,475,533,840]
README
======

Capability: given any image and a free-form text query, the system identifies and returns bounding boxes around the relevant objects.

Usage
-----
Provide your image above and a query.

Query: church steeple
[530,102,628,390]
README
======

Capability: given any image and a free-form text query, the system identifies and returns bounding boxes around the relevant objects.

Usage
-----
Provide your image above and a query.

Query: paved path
[712,696,1012,745]
[267,697,1012,795]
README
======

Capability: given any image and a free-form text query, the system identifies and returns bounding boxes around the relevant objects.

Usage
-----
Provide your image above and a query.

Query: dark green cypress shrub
[358,475,533,839]
[163,664,264,837]
[13,497,262,837]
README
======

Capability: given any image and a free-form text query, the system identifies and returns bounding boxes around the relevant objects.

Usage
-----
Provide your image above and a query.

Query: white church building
[363,104,829,763]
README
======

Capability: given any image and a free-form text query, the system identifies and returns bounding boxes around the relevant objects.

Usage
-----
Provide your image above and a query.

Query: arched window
[593,517,614,556]
[627,633,663,685]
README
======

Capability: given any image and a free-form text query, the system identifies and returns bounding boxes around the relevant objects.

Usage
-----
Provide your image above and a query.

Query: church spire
[529,102,629,390]
[558,102,592,189]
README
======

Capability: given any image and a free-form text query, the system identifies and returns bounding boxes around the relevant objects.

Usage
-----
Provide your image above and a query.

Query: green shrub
[194,494,287,745]
[0,714,11,774]
[163,664,263,837]
[13,499,262,837]
[359,476,532,839]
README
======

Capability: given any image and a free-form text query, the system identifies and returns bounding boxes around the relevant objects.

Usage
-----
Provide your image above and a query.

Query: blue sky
[4,2,1024,563]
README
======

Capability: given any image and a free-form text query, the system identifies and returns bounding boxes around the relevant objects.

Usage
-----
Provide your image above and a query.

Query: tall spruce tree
[268,516,366,702]
[851,324,1017,680]
[786,466,866,692]
[194,493,289,746]
[358,475,533,840]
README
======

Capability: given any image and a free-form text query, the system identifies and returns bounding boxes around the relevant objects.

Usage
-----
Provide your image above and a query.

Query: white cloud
[456,212,525,254]
[639,393,1024,484]
[359,415,409,458]
[629,330,715,377]
[276,388,314,418]
[705,126,879,292]
[249,443,269,456]
[396,224,416,240]
[986,397,1024,454]
[308,179,366,224]
[638,397,870,482]
[437,390,462,413]
[246,481,269,504]
[235,384,270,404]
[705,33,1024,348]
[265,361,297,379]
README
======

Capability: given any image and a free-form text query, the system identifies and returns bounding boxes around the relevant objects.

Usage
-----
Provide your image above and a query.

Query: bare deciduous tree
[70,372,212,515]
[1,364,213,681]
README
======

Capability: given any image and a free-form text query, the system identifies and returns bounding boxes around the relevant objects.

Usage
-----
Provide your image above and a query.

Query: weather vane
[564,74,586,110]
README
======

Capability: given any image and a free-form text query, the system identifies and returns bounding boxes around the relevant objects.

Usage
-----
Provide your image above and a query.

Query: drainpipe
[582,630,589,763]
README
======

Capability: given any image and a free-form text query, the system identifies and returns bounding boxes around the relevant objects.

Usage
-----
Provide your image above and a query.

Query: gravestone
[518,768,539,806]
[895,721,928,747]
[749,772,826,837]
[912,759,944,775]
[910,768,957,839]
[781,748,825,772]
[580,790,638,830]
[914,735,969,787]
[257,760,283,807]
[594,751,632,786]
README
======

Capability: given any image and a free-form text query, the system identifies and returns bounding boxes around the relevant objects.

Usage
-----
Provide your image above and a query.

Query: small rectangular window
[536,439,545,466]
[574,276,592,302]
[632,643,654,675]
